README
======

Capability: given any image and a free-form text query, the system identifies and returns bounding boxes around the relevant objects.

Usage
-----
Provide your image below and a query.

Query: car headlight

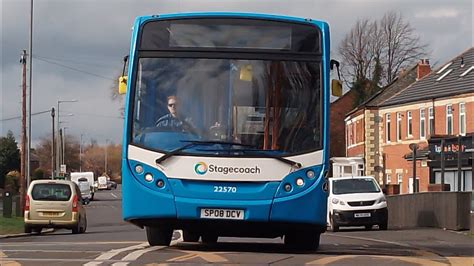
[331,198,345,205]
[376,196,387,204]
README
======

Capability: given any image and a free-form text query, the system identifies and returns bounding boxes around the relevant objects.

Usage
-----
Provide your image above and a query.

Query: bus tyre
[284,232,320,251]
[183,230,200,242]
[201,233,218,244]
[146,226,172,246]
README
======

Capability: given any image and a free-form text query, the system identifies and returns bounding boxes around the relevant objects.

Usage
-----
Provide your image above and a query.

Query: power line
[34,54,117,68]
[1,110,51,122]
[33,56,116,81]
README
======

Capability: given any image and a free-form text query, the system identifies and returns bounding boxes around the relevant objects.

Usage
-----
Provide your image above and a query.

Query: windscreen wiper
[155,140,255,165]
[194,148,302,169]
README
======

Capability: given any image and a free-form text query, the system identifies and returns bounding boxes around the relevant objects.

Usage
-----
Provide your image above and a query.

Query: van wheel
[379,221,388,230]
[201,234,218,244]
[146,226,172,246]
[365,225,372,230]
[285,232,320,250]
[330,215,339,232]
[32,227,42,234]
[183,230,200,242]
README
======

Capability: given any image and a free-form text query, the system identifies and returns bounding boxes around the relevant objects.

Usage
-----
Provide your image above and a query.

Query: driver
[155,95,194,132]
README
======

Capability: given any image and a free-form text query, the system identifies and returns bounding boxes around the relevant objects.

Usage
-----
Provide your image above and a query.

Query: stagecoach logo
[194,162,208,175]
[194,162,261,175]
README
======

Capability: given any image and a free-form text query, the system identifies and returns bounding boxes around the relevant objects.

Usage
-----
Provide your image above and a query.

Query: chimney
[417,59,431,80]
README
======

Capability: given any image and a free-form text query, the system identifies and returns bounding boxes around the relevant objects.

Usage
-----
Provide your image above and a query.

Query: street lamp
[104,139,109,175]
[56,99,77,174]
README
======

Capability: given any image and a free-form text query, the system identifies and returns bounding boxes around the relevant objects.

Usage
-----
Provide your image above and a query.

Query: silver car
[24,180,87,234]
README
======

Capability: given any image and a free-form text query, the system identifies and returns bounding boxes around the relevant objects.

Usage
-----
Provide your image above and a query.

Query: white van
[70,172,95,200]
[327,176,388,232]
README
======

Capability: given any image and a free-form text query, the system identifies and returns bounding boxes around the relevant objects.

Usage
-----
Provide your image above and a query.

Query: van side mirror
[382,188,387,194]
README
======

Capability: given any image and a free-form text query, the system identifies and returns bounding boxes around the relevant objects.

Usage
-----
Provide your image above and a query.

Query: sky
[1,0,472,146]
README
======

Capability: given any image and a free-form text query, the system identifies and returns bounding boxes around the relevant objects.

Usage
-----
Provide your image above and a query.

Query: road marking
[1,241,143,247]
[307,255,447,265]
[446,256,474,266]
[83,242,148,266]
[0,250,21,266]
[111,246,167,266]
[166,250,228,263]
[110,193,118,198]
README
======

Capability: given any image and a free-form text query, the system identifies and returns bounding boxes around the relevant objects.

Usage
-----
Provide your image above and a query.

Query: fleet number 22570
[213,186,237,193]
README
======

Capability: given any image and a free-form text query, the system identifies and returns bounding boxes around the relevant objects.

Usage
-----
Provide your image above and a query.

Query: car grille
[347,200,375,207]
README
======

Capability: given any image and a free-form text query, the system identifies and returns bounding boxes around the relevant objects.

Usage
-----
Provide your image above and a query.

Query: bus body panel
[121,12,331,238]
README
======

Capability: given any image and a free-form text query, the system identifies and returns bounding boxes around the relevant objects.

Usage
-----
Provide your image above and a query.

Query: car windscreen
[31,184,72,201]
[332,178,381,195]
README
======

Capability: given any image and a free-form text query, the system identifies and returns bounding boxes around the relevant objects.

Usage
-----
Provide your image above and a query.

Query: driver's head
[167,95,177,117]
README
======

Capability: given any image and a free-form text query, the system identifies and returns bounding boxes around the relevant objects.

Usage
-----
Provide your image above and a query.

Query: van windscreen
[31,184,72,201]
[333,178,380,195]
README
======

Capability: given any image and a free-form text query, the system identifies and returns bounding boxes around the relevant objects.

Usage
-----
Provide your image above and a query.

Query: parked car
[107,180,117,190]
[327,176,388,232]
[24,180,88,234]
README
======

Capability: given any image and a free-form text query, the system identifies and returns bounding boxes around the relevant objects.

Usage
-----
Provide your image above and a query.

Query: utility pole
[104,139,108,175]
[27,0,34,190]
[51,107,55,179]
[80,134,83,172]
[409,143,419,193]
[20,50,27,213]
[440,139,445,190]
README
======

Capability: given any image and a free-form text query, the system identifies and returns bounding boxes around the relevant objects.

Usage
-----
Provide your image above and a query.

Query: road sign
[60,164,67,173]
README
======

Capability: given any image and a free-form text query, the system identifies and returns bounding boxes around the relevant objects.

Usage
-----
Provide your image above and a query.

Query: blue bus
[119,12,337,250]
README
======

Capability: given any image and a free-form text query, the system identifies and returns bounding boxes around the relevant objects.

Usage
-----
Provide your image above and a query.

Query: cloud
[415,8,460,19]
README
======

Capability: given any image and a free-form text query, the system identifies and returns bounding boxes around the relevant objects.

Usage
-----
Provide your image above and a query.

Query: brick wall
[330,90,356,158]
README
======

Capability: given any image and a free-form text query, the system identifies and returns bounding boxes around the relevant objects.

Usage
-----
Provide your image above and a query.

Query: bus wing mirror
[331,79,343,97]
[118,76,128,95]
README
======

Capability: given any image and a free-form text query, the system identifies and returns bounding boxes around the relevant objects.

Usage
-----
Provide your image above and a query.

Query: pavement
[0,228,55,239]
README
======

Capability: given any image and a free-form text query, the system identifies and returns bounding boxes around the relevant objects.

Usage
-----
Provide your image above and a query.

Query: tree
[338,11,428,102]
[0,131,20,188]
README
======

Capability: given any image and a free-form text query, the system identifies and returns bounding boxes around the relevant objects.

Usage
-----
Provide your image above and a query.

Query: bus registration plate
[200,208,244,220]
[354,213,371,218]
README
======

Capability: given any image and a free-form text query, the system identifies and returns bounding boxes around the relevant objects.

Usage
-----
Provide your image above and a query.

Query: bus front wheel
[284,232,320,250]
[201,233,218,244]
[183,230,200,242]
[146,226,172,246]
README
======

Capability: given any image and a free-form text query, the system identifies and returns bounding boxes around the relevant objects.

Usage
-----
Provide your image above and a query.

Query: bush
[5,171,20,192]
[32,168,45,180]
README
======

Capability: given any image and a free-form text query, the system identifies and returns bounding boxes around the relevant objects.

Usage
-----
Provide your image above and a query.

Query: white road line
[111,246,166,266]
[83,242,148,266]
[110,193,118,198]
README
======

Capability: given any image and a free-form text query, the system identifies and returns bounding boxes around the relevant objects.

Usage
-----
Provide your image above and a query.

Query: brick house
[345,47,474,194]
[330,90,357,158]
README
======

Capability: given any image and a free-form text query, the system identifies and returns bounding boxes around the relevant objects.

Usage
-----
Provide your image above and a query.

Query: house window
[407,111,413,137]
[397,112,402,141]
[397,173,403,184]
[428,107,434,135]
[386,174,391,184]
[459,103,466,136]
[386,113,391,143]
[420,109,426,139]
[446,105,453,135]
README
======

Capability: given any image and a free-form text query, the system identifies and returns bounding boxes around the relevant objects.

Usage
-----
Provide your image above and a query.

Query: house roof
[381,47,474,107]
[346,63,419,117]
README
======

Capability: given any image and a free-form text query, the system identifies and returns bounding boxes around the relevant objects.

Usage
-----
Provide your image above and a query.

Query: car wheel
[32,227,42,234]
[146,226,172,246]
[72,216,83,234]
[201,233,218,244]
[330,214,339,232]
[80,216,87,233]
[24,225,32,233]
[183,230,200,242]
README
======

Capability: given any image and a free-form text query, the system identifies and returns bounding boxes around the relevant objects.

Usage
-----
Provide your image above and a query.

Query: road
[1,185,472,265]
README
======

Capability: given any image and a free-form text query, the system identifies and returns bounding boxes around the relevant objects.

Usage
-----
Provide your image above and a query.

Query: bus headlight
[306,170,315,179]
[156,179,165,188]
[135,165,144,174]
[295,178,305,187]
[284,183,292,192]
[144,173,153,182]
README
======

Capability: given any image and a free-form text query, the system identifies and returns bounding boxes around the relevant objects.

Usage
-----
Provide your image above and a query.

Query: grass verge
[0,215,24,235]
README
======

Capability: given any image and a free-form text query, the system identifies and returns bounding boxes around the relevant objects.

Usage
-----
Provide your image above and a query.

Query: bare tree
[338,11,428,90]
